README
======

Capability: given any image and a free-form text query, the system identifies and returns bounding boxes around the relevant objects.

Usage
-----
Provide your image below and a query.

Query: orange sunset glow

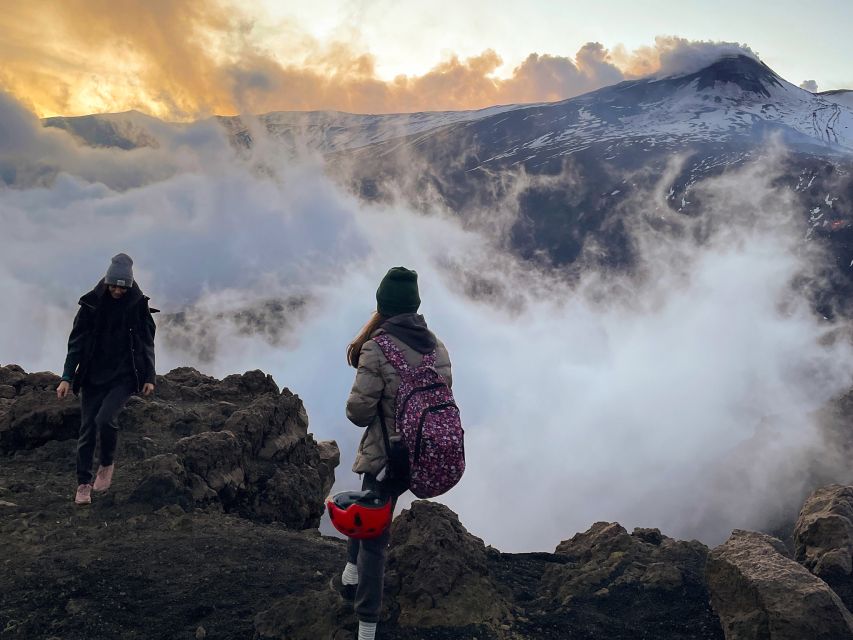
[0,0,798,121]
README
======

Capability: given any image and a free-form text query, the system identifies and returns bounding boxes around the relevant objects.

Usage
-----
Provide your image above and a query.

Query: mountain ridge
[39,54,853,155]
[27,52,853,319]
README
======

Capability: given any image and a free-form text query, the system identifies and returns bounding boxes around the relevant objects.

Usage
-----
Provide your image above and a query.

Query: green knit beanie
[376,267,421,317]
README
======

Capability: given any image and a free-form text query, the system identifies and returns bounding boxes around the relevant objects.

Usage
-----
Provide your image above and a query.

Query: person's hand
[142,383,155,397]
[56,380,71,400]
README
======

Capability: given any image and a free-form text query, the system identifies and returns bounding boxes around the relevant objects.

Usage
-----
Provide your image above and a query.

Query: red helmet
[326,490,392,540]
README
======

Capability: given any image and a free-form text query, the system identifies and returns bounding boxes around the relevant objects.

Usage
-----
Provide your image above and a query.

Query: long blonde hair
[347,311,387,368]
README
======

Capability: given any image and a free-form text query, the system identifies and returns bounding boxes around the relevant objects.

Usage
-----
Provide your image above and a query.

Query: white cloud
[1,97,850,553]
[644,38,761,80]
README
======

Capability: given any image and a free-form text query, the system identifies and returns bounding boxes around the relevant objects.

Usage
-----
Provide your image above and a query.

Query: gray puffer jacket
[346,315,452,476]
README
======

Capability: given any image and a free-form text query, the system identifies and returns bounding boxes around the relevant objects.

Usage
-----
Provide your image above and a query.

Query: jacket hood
[79,278,145,310]
[379,313,437,354]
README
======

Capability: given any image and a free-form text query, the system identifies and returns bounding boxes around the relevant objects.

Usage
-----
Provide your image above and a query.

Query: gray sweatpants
[345,474,403,623]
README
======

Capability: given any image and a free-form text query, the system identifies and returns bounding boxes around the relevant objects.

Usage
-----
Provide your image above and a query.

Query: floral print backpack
[373,334,465,498]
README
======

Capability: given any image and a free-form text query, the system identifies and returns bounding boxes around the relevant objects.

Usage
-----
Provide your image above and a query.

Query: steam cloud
[613,36,760,79]
[1,93,851,552]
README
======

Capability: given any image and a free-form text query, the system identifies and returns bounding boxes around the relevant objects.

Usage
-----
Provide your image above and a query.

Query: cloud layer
[1,94,851,552]
[0,2,760,119]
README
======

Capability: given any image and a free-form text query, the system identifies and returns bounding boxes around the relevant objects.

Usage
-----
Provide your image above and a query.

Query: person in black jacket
[56,254,158,505]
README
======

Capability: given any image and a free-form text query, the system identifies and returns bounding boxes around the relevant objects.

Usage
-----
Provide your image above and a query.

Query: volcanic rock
[539,521,722,638]
[0,365,345,640]
[794,484,853,610]
[128,452,196,509]
[254,588,355,640]
[386,500,511,628]
[0,366,80,452]
[8,362,853,639]
[0,365,339,529]
[706,529,853,640]
[131,370,337,528]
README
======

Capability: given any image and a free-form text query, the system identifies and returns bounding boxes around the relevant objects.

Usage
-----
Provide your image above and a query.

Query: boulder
[706,529,853,640]
[794,484,853,610]
[222,392,307,459]
[128,453,196,510]
[547,521,708,595]
[540,521,722,637]
[176,430,246,495]
[386,500,510,628]
[152,367,278,404]
[0,363,27,386]
[130,378,339,529]
[317,439,341,485]
[0,367,79,452]
[0,365,339,530]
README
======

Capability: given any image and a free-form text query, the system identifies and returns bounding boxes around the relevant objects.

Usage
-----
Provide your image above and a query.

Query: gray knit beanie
[104,253,134,287]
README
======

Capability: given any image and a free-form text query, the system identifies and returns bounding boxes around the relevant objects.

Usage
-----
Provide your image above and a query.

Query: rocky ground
[1,365,852,639]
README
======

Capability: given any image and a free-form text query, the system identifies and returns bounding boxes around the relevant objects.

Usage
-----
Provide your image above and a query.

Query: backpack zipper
[413,402,458,463]
[399,383,445,423]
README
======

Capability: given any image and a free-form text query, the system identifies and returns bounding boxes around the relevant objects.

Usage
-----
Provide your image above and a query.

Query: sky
[265,0,853,87]
[0,0,850,120]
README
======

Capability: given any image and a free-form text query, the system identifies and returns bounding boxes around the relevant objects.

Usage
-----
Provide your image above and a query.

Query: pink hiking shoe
[75,483,92,505]
[93,464,115,492]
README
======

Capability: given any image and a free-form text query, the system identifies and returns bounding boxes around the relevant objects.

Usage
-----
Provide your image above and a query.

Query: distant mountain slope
[44,110,165,149]
[42,57,853,157]
[393,55,852,173]
[819,89,853,110]
[37,55,853,315]
[44,104,522,153]
[334,56,853,315]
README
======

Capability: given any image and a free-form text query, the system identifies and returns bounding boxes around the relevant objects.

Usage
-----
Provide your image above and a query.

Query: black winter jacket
[61,279,158,394]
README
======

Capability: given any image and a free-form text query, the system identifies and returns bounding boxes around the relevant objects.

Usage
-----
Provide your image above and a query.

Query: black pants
[76,378,135,485]
[346,474,404,624]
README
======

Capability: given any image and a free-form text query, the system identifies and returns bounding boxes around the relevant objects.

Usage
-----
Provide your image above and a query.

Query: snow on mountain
[442,55,853,174]
[819,89,853,110]
[327,55,853,317]
[43,104,523,154]
[32,53,853,315]
[216,104,523,154]
[44,110,164,150]
[41,56,852,161]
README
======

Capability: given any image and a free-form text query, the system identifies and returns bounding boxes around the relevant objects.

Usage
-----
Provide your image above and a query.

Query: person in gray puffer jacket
[333,267,452,640]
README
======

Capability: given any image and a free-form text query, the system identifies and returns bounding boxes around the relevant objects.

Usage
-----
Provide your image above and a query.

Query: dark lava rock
[386,500,511,629]
[254,588,355,640]
[1,504,347,640]
[1,366,339,530]
[126,369,338,529]
[10,363,849,640]
[707,529,853,640]
[0,366,80,452]
[0,364,344,640]
[255,501,512,640]
[537,522,723,639]
[794,484,853,610]
[128,453,196,510]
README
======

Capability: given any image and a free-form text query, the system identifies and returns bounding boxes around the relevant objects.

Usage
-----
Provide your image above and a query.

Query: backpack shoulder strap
[374,333,440,374]
[372,334,411,373]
